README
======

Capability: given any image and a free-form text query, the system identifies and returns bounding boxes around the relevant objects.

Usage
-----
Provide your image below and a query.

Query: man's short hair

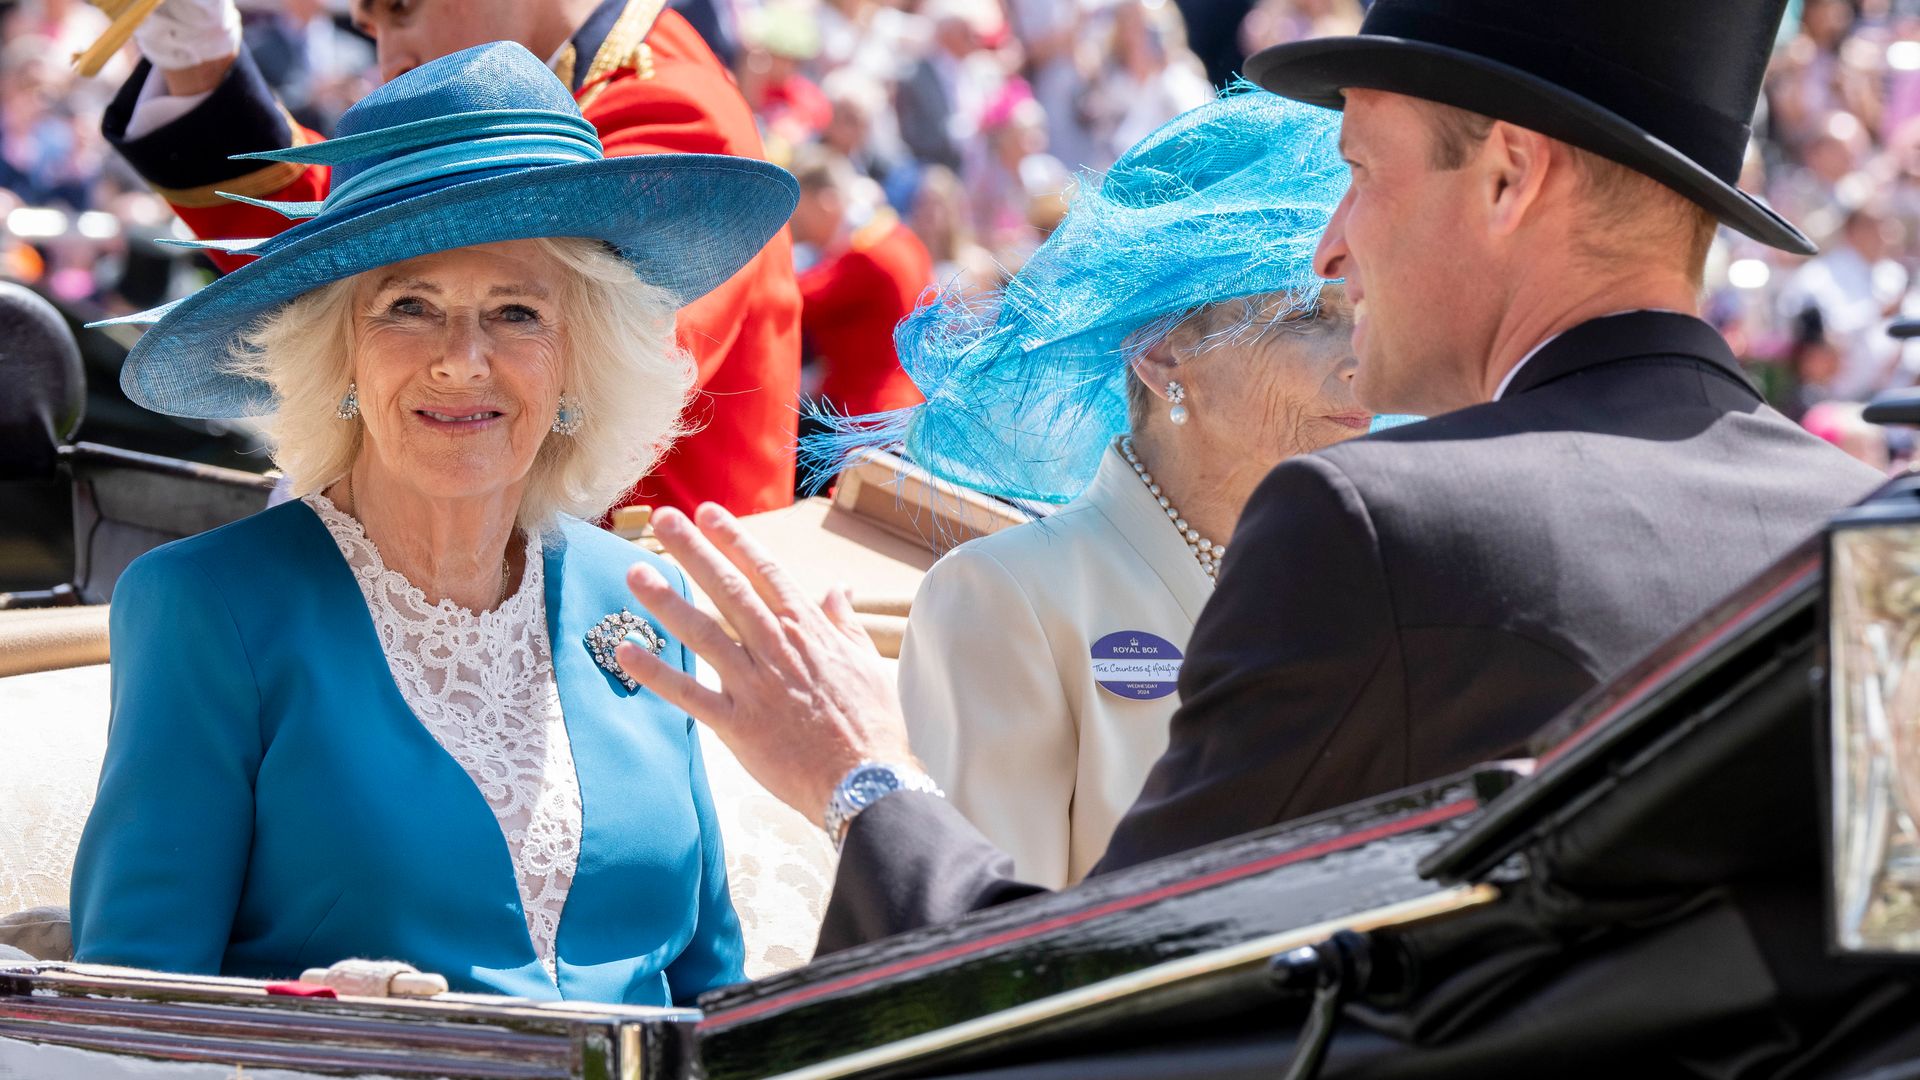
[1418,101,1718,284]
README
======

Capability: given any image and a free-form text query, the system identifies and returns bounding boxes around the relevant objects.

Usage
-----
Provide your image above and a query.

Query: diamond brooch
[586,609,666,692]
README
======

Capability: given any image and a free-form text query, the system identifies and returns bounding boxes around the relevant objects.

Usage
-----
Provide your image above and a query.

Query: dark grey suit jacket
[819,312,1885,952]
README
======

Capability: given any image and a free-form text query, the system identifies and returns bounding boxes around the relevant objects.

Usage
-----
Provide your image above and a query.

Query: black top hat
[1246,0,1812,255]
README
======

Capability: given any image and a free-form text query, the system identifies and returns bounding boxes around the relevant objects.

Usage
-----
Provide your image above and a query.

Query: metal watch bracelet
[823,761,944,850]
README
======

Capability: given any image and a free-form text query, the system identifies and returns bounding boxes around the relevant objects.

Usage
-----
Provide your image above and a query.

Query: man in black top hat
[613,0,1886,946]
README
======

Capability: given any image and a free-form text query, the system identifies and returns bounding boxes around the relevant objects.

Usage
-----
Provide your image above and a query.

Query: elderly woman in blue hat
[67,43,797,1005]
[812,90,1382,887]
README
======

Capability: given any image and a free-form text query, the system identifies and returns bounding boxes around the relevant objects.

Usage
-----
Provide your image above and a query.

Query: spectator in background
[791,148,935,424]
[1770,0,1884,149]
[1768,109,1875,231]
[242,0,374,135]
[1002,0,1091,171]
[7,0,110,63]
[907,163,1000,297]
[1780,203,1910,398]
[820,69,902,189]
[1081,0,1214,169]
[1804,400,1895,470]
[967,80,1067,263]
[736,1,832,154]
[1781,306,1844,421]
[1238,0,1362,55]
[895,0,1001,172]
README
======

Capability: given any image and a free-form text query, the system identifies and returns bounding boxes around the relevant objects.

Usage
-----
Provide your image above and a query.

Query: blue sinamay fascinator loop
[803,86,1349,505]
[97,41,798,420]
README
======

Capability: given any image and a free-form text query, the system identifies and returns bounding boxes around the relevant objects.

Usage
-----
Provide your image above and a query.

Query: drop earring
[1166,380,1188,426]
[551,394,583,436]
[335,382,359,420]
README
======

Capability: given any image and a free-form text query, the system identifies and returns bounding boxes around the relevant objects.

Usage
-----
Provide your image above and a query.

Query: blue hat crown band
[217,45,608,222]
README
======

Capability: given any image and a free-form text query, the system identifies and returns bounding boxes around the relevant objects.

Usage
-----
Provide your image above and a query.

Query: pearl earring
[551,394,583,436]
[1166,380,1188,426]
[335,382,359,421]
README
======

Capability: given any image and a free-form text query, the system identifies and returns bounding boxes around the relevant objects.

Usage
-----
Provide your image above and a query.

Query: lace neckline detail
[302,492,581,983]
[303,491,539,618]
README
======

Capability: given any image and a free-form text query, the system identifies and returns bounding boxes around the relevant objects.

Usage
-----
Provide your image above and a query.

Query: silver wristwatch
[823,761,943,849]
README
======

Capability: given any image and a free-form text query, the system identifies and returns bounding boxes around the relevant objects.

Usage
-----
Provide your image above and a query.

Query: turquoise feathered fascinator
[804,85,1351,504]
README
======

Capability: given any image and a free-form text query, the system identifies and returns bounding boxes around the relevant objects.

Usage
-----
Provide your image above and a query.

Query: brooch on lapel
[586,610,667,692]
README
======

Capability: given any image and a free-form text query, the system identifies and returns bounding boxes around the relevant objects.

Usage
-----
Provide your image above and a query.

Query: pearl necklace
[1120,436,1226,581]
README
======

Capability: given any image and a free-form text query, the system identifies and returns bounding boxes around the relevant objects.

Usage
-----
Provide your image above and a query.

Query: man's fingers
[695,502,817,622]
[649,507,791,658]
[626,562,749,679]
[821,582,865,643]
[616,641,731,723]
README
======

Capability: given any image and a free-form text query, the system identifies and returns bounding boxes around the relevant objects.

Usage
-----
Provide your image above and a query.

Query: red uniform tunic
[798,214,934,418]
[101,1,801,516]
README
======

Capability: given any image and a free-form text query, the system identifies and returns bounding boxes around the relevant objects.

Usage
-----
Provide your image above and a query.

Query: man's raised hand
[616,503,916,829]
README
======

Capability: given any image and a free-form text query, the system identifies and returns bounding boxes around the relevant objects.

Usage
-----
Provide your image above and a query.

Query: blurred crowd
[6,0,1920,465]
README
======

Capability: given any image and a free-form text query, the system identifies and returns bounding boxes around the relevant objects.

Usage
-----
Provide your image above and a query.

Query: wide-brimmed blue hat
[803,87,1349,504]
[101,41,799,420]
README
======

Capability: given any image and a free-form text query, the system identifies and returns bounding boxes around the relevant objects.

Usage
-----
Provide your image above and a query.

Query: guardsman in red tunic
[101,0,802,516]
[788,152,934,419]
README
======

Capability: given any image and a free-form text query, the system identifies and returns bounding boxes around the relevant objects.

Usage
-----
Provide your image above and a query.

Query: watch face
[847,765,902,809]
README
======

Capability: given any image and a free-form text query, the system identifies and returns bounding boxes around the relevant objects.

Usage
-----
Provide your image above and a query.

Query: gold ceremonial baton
[72,0,168,77]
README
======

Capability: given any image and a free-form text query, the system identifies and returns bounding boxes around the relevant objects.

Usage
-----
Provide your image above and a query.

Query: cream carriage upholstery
[0,656,838,980]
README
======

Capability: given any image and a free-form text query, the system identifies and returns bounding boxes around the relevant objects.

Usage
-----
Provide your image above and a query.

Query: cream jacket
[900,443,1213,887]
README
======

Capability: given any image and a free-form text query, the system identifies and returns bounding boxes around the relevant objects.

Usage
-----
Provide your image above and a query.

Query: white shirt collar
[1491,309,1684,401]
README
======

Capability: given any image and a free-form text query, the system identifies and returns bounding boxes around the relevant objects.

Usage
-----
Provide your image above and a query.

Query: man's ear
[1482,121,1553,239]
[1128,334,1182,400]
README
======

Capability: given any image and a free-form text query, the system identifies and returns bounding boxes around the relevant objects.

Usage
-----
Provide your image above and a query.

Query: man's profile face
[1314,90,1490,417]
[354,0,547,82]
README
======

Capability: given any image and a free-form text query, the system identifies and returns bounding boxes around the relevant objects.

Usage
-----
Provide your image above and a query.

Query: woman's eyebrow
[487,282,551,298]
[375,275,439,294]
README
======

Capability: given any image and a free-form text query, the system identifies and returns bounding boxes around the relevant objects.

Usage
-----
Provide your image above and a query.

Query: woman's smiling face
[347,239,569,503]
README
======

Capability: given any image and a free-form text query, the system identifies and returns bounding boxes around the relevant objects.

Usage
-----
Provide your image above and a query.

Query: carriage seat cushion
[0,906,72,961]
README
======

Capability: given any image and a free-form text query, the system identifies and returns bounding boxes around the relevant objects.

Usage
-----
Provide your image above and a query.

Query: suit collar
[1500,311,1756,400]
[1082,441,1214,625]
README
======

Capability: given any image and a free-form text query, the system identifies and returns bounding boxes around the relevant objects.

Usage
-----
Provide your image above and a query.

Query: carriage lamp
[1827,501,1920,953]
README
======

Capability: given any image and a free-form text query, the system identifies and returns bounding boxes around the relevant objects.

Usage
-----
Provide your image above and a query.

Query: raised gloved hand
[298,958,449,998]
[131,0,241,72]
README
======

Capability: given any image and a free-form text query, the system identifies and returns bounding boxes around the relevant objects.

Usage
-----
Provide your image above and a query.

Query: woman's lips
[414,407,505,432]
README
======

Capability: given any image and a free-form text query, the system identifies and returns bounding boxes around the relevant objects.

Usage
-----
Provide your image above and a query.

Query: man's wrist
[822,760,943,850]
[158,55,235,97]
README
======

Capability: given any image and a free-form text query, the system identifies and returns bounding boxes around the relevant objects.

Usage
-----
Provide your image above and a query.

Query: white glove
[132,0,242,71]
[299,959,449,998]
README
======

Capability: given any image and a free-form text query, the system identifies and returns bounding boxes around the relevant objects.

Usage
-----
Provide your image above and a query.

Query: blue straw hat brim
[114,153,798,419]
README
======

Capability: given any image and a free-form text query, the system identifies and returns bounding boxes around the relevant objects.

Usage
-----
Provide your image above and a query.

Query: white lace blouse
[304,494,580,981]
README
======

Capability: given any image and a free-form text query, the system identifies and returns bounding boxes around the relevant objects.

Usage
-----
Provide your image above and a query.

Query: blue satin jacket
[70,500,745,1005]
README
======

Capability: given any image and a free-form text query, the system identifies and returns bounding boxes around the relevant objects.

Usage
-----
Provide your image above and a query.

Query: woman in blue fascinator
[68,42,798,1005]
[810,88,1411,887]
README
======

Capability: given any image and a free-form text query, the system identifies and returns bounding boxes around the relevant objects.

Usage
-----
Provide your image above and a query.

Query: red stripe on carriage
[698,796,1479,1031]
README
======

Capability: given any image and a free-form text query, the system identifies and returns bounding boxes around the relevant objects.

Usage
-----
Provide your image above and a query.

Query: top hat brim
[1245,35,1815,255]
[115,154,798,419]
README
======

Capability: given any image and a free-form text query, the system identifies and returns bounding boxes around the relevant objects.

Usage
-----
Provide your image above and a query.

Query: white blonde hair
[225,237,694,529]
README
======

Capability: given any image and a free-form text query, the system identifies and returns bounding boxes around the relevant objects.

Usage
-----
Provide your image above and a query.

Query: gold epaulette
[574,0,666,111]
